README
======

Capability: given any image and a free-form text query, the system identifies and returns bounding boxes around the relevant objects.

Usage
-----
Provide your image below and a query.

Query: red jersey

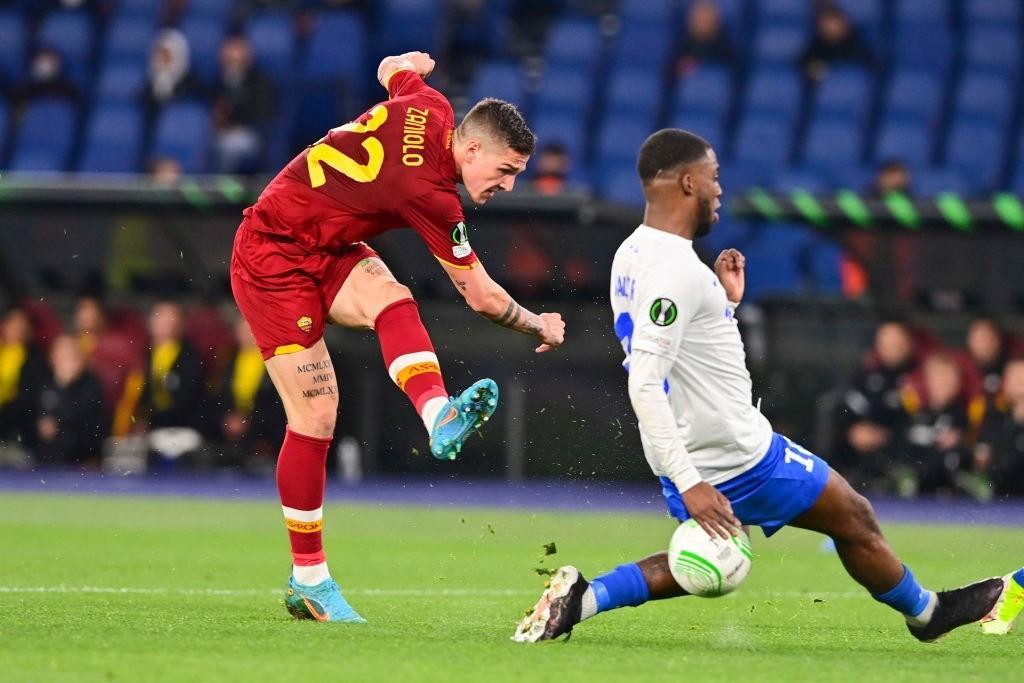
[243,70,476,269]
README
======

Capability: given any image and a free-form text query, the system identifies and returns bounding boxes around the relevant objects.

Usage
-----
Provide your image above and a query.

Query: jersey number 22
[307,104,389,187]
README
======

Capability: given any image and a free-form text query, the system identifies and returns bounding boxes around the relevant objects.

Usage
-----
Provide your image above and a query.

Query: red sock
[375,299,448,415]
[277,427,331,567]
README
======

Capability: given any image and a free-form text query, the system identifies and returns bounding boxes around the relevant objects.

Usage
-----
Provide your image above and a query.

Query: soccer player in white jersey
[513,129,1015,643]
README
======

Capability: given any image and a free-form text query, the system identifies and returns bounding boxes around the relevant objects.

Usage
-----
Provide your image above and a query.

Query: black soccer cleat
[512,566,589,642]
[907,577,1005,643]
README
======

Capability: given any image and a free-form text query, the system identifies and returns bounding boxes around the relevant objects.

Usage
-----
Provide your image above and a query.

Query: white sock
[580,586,598,621]
[906,591,938,626]
[421,396,449,432]
[293,562,331,586]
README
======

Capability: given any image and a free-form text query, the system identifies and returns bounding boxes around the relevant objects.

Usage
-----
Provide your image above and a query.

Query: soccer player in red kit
[230,52,566,622]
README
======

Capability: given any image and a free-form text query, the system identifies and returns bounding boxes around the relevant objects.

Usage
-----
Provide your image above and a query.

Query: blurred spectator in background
[800,4,873,82]
[966,316,1011,401]
[141,29,202,120]
[532,142,570,195]
[35,334,108,468]
[73,295,145,438]
[870,160,913,197]
[676,0,735,75]
[840,319,918,490]
[901,353,972,497]
[0,307,48,465]
[148,157,184,186]
[974,359,1024,498]
[211,35,275,174]
[215,317,284,469]
[11,47,80,112]
[140,300,204,432]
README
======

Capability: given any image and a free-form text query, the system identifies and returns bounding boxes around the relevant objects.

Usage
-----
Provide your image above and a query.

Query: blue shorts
[660,433,830,537]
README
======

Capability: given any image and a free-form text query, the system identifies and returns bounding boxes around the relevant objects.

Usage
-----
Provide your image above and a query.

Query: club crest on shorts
[649,298,678,326]
[297,315,313,333]
[450,222,472,259]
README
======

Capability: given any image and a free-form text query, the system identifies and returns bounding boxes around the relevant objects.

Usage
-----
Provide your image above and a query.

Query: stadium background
[0,0,1022,498]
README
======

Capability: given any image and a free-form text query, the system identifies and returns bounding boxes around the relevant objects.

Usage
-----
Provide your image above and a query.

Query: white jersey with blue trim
[610,224,773,488]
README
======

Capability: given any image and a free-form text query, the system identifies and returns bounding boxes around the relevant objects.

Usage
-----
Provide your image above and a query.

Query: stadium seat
[894,0,952,24]
[601,167,646,208]
[151,101,212,174]
[813,67,873,122]
[963,0,1019,27]
[667,110,725,154]
[618,0,674,24]
[945,120,1005,195]
[469,61,527,111]
[593,112,653,172]
[741,224,813,300]
[78,104,143,173]
[954,72,1014,126]
[301,11,365,85]
[37,10,94,86]
[732,114,794,171]
[604,68,661,119]
[183,0,235,22]
[9,98,78,173]
[544,19,601,68]
[95,61,146,103]
[117,0,165,18]
[179,17,224,85]
[802,115,863,171]
[757,0,812,26]
[892,16,952,72]
[609,20,672,70]
[744,67,802,119]
[884,69,943,125]
[874,116,933,166]
[963,27,1020,77]
[753,24,808,66]
[914,167,969,196]
[0,11,25,84]
[535,67,593,117]
[374,0,443,57]
[672,65,733,119]
[103,14,158,66]
[246,12,294,85]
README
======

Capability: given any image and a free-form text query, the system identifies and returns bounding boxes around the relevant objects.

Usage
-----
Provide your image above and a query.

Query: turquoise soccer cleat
[285,576,366,623]
[429,378,499,461]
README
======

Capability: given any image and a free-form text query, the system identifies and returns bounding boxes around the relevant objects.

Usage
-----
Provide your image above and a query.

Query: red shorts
[230,220,378,359]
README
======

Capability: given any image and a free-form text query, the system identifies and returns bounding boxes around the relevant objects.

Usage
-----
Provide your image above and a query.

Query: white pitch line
[0,585,867,600]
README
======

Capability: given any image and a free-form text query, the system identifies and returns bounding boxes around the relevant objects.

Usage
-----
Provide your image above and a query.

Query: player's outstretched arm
[439,259,564,353]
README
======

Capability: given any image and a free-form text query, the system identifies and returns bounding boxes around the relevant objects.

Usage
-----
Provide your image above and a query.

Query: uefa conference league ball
[668,519,752,597]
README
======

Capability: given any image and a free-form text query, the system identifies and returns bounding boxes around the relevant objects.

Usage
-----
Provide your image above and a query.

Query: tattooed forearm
[485,297,542,336]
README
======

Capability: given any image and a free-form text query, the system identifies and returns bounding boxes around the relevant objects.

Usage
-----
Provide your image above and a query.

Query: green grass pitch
[0,493,1020,682]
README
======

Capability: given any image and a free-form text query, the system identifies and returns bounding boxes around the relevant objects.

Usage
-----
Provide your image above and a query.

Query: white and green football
[668,519,752,597]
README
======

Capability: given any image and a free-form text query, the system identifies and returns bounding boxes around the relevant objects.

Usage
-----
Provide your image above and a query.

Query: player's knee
[295,396,338,438]
[379,281,413,306]
[841,491,883,543]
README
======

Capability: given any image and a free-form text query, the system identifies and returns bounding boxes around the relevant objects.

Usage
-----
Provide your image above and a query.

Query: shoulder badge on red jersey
[450,222,472,259]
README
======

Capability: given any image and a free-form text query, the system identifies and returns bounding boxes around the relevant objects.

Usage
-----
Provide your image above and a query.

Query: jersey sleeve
[386,69,429,99]
[398,189,478,269]
[629,263,699,359]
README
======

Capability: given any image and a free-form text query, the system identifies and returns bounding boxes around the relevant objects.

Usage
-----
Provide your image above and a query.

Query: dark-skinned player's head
[455,98,536,205]
[637,129,721,238]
